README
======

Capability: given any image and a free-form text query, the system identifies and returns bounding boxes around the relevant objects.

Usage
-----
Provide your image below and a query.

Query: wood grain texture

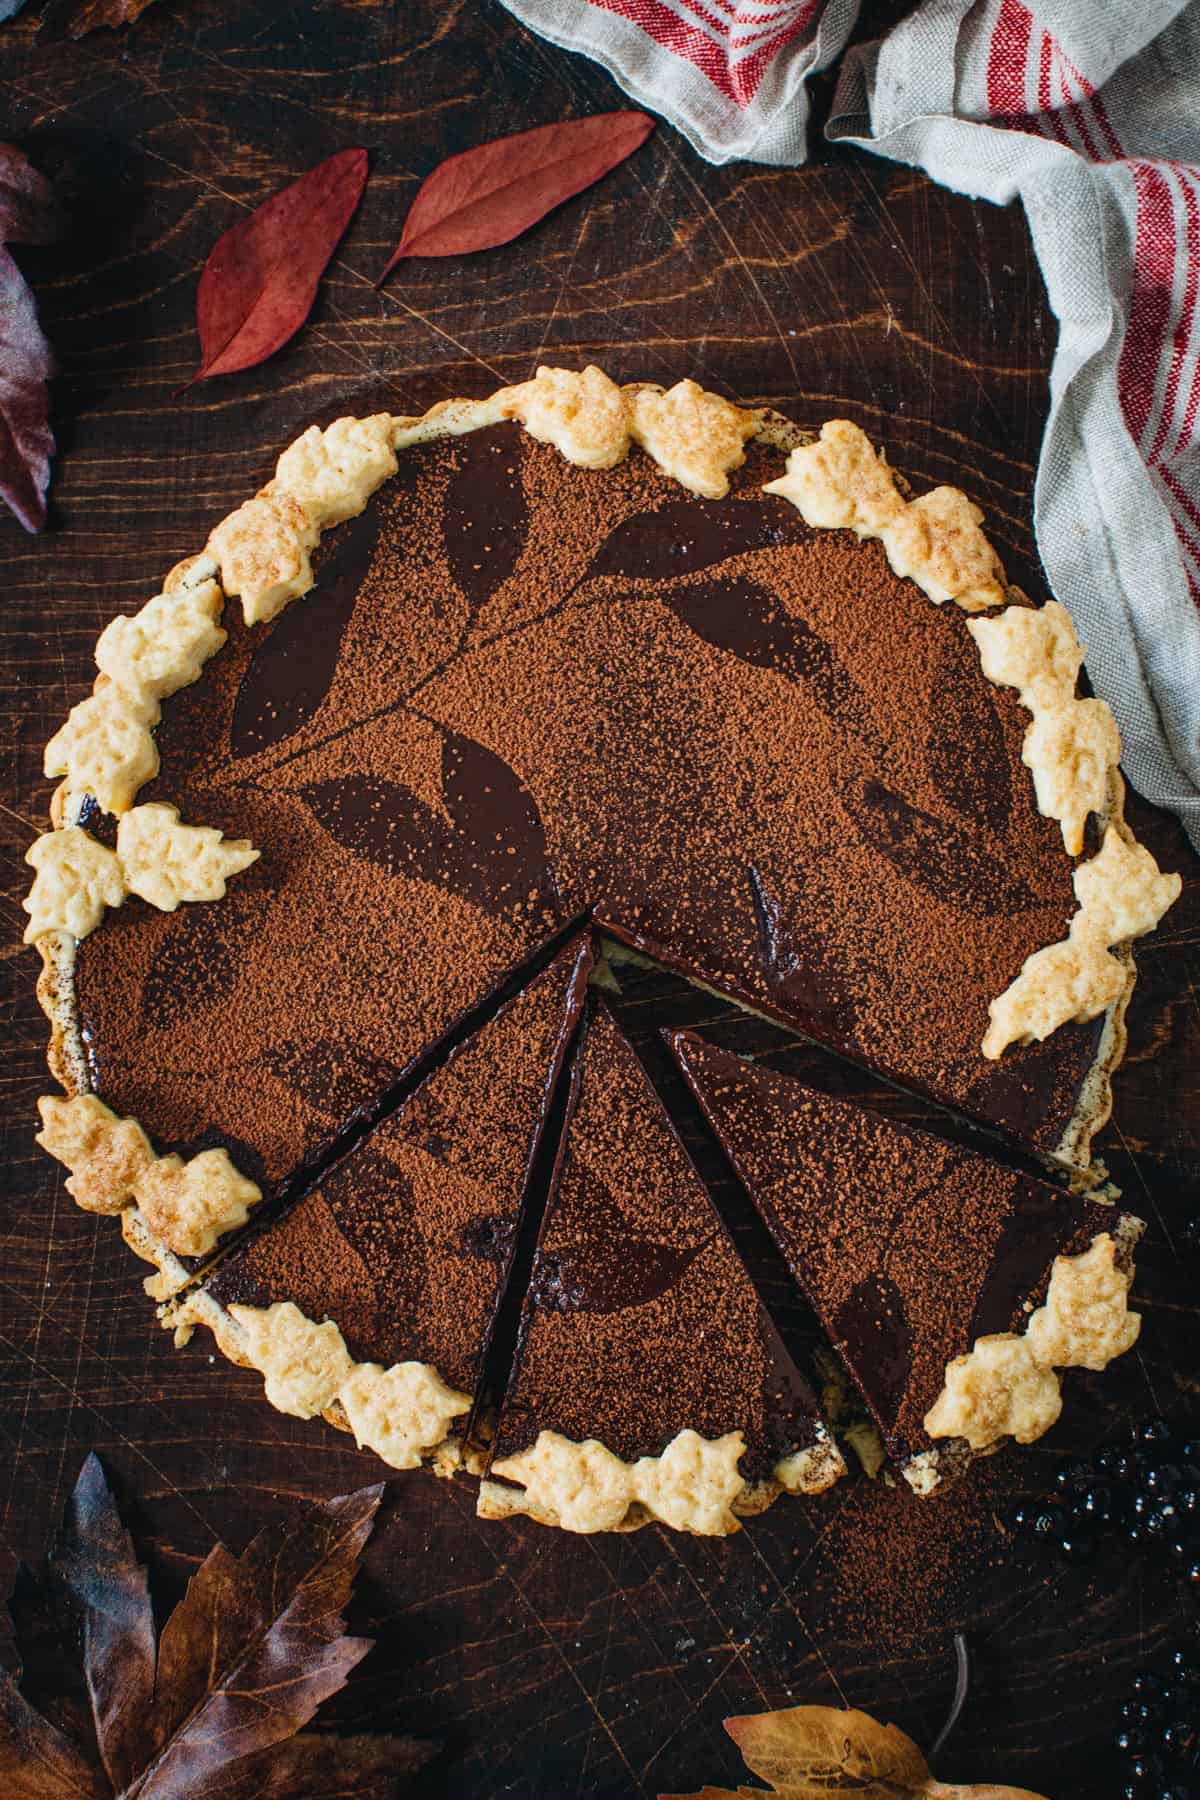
[1,4,1198,1797]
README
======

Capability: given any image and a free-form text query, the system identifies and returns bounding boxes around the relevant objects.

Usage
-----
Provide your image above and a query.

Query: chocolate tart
[478,1000,844,1533]
[173,935,592,1471]
[671,1031,1144,1491]
[25,367,1179,1524]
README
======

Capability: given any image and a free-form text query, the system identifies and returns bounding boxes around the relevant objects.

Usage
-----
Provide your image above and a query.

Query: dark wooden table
[2,4,1198,1795]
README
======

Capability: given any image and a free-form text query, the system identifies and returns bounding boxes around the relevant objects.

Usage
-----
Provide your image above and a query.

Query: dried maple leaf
[376,110,655,284]
[186,148,368,386]
[1,1453,435,1799]
[0,141,63,533]
[661,1704,1048,1800]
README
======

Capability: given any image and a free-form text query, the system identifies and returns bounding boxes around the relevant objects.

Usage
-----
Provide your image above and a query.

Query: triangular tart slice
[479,1000,844,1535]
[176,935,593,1472]
[671,1030,1144,1493]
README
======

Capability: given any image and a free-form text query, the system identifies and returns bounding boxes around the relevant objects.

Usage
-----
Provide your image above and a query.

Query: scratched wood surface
[2,4,1199,1796]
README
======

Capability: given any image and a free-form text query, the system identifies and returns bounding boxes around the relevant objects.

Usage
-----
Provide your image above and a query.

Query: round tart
[26,367,1180,1533]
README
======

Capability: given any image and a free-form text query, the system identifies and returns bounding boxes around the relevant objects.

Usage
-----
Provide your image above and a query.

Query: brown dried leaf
[0,1672,107,1800]
[3,1458,428,1800]
[660,1704,1048,1800]
[52,1454,156,1792]
[38,0,157,37]
[0,142,65,246]
[195,1731,436,1798]
[133,1485,382,1796]
[0,143,61,533]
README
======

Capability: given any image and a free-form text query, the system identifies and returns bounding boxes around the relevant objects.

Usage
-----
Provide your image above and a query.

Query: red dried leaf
[377,110,654,283]
[51,1454,156,1794]
[0,245,55,532]
[189,148,368,385]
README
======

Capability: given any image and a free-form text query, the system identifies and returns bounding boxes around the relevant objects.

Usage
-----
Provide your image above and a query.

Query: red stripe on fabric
[1150,172,1200,464]
[1056,55,1103,161]
[731,5,818,52]
[731,6,817,90]
[1087,87,1123,157]
[1160,463,1200,545]
[1164,505,1200,606]
[1036,34,1073,144]
[588,0,740,103]
[986,0,1033,114]
[1053,36,1094,99]
[590,0,819,105]
[1173,174,1200,458]
[1118,163,1177,452]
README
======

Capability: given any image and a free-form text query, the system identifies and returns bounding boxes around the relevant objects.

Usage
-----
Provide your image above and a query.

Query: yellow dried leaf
[659,1703,1048,1800]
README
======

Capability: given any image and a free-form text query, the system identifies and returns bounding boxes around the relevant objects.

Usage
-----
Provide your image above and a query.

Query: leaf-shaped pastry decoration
[444,427,528,617]
[301,729,556,919]
[661,577,885,754]
[529,1232,715,1314]
[230,503,381,758]
[661,1701,1048,1799]
[849,778,1037,916]
[586,499,790,583]
[924,643,1012,833]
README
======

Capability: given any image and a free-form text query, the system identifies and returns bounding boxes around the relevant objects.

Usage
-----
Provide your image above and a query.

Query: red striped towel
[502,0,1200,850]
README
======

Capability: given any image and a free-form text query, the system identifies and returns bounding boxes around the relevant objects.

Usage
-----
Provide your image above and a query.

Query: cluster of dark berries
[1111,1645,1199,1798]
[1013,1417,1200,1578]
[1013,1418,1200,1797]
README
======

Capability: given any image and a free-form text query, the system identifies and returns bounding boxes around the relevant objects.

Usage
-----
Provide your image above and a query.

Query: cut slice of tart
[670,1031,1144,1493]
[169,934,592,1472]
[479,1000,844,1535]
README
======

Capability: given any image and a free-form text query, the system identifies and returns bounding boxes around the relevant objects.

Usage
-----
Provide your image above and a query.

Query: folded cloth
[499,0,1200,850]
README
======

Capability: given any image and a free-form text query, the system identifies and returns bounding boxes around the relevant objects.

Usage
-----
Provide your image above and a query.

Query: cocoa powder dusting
[208,936,590,1388]
[673,1033,1123,1458]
